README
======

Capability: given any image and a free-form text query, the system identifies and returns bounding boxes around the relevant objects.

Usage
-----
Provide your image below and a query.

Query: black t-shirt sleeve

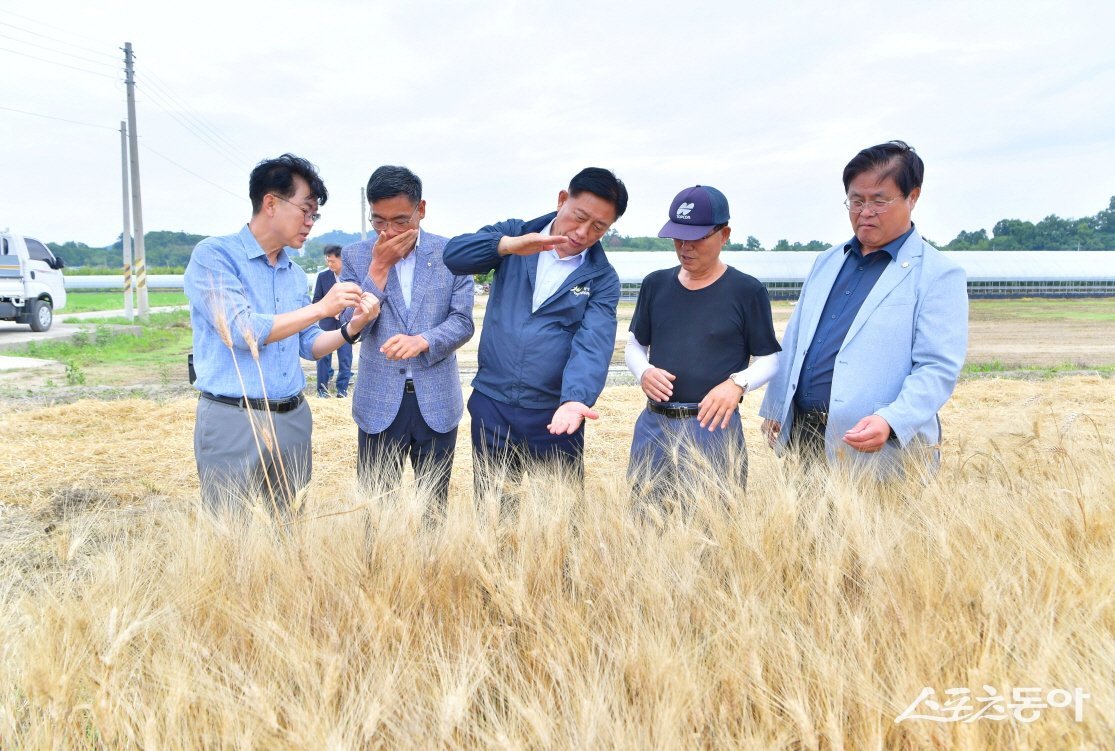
[743,282,781,358]
[632,267,781,402]
[629,271,658,345]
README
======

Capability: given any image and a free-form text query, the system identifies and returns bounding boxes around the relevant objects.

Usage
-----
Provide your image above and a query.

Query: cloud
[2,0,1113,249]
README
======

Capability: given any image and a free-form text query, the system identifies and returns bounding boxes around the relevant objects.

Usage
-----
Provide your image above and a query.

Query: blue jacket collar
[523,212,609,273]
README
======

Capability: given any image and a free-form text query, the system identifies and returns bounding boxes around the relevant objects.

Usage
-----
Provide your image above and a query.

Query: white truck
[0,230,67,331]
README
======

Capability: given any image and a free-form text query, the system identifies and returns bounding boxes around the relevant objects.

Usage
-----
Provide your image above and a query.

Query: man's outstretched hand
[547,401,599,435]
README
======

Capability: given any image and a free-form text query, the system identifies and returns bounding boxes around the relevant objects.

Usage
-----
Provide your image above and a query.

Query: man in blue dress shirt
[760,141,968,478]
[185,153,379,513]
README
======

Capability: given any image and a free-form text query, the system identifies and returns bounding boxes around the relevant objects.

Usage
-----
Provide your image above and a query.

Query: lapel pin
[901,261,910,268]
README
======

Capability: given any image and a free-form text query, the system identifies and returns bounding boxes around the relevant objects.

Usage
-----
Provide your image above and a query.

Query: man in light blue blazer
[340,166,474,512]
[759,141,968,477]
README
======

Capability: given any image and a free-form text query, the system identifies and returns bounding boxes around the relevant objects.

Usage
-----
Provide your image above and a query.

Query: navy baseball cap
[658,185,730,240]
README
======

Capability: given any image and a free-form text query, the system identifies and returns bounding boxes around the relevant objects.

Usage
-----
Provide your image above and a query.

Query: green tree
[945,229,990,250]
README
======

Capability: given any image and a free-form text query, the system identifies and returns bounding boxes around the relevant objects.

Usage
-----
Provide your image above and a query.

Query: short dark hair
[569,167,628,218]
[366,165,422,205]
[323,244,342,258]
[842,140,924,197]
[249,153,328,214]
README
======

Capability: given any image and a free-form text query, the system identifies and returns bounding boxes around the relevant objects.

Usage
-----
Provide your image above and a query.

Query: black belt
[646,400,700,419]
[200,391,305,414]
[404,379,416,394]
[795,408,828,428]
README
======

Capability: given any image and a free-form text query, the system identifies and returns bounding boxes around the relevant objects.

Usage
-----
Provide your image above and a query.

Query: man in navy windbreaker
[443,167,626,499]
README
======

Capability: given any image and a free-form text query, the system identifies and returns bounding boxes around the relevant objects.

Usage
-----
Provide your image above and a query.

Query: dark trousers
[316,341,352,394]
[790,405,828,466]
[357,390,456,512]
[467,390,584,507]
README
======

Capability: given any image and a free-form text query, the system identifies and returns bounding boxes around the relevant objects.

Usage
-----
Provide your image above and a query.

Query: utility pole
[124,42,149,319]
[359,185,367,241]
[119,121,134,321]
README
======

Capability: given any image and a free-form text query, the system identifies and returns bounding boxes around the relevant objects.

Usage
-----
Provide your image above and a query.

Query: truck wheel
[29,299,53,332]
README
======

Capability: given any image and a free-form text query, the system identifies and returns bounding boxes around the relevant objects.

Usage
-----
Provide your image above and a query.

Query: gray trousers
[627,406,748,498]
[194,396,313,514]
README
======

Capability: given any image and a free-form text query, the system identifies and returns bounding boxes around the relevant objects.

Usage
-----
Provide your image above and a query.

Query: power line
[2,107,242,203]
[0,17,117,59]
[0,45,119,79]
[137,82,246,169]
[0,104,117,131]
[0,30,119,68]
[140,142,245,201]
[141,66,250,160]
[138,78,247,165]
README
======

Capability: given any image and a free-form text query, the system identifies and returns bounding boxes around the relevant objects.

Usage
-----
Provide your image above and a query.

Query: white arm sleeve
[731,352,780,393]
[625,331,652,383]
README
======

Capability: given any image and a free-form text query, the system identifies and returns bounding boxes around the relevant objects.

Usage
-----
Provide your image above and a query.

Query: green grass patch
[964,360,1011,373]
[964,359,1115,376]
[62,290,187,313]
[969,297,1115,321]
[11,311,194,386]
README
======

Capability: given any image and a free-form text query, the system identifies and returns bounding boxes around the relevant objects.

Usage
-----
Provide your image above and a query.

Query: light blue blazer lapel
[841,231,921,348]
[796,249,845,355]
[406,243,433,332]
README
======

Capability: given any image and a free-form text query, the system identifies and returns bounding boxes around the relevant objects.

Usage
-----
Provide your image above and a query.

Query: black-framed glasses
[271,193,321,223]
[369,204,419,232]
[844,197,900,214]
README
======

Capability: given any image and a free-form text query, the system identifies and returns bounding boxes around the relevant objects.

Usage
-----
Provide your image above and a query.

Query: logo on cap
[676,202,695,220]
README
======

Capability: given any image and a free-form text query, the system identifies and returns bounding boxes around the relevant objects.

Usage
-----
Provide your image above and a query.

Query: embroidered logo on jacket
[570,285,591,297]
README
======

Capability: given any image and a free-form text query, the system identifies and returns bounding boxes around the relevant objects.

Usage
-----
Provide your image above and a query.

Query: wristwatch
[339,321,358,345]
[729,372,749,400]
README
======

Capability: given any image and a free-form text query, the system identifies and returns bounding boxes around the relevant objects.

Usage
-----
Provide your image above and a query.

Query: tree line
[607,196,1115,252]
[46,196,1115,271]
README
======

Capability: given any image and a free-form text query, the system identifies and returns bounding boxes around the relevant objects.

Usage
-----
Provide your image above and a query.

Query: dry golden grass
[1,377,1113,748]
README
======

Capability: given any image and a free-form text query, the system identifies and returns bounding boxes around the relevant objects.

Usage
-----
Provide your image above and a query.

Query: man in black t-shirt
[626,185,781,496]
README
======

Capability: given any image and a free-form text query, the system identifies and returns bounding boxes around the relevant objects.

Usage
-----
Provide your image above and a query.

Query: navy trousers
[357,389,456,511]
[467,390,584,504]
[316,341,352,394]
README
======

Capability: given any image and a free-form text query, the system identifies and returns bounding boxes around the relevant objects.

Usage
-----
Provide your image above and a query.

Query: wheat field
[0,377,1112,748]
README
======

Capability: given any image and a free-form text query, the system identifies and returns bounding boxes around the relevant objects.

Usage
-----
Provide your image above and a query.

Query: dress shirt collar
[240,223,293,267]
[402,228,424,260]
[844,223,915,261]
[541,220,587,265]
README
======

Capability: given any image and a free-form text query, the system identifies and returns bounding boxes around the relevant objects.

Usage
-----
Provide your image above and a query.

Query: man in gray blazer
[760,141,968,478]
[340,166,474,512]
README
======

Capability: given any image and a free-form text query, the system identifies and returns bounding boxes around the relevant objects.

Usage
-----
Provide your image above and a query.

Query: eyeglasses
[844,197,900,214]
[369,204,419,232]
[271,194,321,223]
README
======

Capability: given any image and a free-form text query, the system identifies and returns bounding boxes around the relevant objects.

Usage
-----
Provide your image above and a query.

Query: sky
[2,0,1113,250]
